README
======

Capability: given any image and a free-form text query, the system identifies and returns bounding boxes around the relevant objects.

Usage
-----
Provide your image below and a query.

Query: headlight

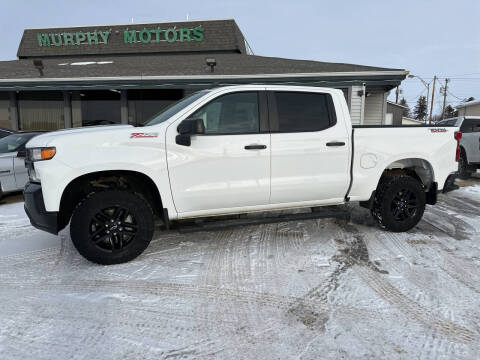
[27,147,56,162]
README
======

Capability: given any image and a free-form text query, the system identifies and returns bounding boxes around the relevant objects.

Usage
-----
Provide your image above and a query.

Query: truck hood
[26,125,134,147]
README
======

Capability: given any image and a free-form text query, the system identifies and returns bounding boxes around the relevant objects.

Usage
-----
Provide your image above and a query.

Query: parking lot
[0,176,480,359]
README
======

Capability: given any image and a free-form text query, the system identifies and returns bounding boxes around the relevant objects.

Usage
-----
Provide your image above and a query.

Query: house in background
[456,100,480,117]
[0,19,407,131]
[386,101,410,125]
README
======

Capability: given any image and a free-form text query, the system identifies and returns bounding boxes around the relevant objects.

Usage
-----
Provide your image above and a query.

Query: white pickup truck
[24,85,459,264]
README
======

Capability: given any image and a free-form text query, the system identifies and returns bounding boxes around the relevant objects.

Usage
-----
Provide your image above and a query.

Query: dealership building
[0,19,407,131]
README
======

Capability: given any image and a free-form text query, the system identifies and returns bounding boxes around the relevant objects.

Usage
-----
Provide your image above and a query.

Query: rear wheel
[70,190,154,265]
[458,152,473,179]
[371,174,426,232]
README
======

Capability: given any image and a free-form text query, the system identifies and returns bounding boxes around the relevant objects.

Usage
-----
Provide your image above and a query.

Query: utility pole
[441,78,449,120]
[395,86,399,104]
[429,76,437,124]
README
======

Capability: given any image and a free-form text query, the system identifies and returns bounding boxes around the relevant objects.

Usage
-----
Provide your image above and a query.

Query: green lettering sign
[36,25,204,47]
[124,30,137,43]
[63,32,75,46]
[50,33,62,46]
[87,31,99,45]
[139,28,151,44]
[98,31,110,44]
[179,28,191,42]
[192,26,204,42]
[75,31,86,45]
[151,28,162,42]
[164,28,177,43]
[37,33,50,46]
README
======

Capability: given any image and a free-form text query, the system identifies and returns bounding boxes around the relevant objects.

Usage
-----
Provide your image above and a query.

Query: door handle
[244,144,267,150]
[326,141,346,147]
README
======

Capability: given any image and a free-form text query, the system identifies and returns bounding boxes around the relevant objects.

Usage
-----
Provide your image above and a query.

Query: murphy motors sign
[17,20,245,58]
[36,25,204,47]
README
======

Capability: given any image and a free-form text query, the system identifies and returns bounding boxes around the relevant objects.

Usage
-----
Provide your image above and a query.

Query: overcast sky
[2,0,479,114]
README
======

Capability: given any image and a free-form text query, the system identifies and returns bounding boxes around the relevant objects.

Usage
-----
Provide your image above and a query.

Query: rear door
[268,90,350,204]
[166,90,271,214]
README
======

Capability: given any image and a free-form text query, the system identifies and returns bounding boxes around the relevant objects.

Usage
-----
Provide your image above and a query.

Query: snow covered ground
[1,179,480,359]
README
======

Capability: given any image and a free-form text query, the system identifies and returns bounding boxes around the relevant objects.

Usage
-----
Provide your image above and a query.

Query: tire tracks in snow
[331,219,476,345]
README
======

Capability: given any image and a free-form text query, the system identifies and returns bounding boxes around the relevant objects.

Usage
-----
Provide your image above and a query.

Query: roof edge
[22,18,237,31]
[456,99,480,109]
[0,70,408,83]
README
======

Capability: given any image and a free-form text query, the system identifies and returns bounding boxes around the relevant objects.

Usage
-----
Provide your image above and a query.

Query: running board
[174,208,349,233]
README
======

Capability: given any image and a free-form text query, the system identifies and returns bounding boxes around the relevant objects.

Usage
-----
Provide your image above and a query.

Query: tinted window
[191,92,259,134]
[460,119,480,133]
[274,92,334,132]
[0,133,36,153]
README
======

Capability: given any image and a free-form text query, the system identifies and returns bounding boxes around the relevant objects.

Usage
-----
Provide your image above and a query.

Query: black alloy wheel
[89,206,138,252]
[390,188,418,221]
[371,174,426,232]
[71,190,154,264]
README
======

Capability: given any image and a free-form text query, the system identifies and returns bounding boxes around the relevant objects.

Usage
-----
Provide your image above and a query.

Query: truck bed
[347,125,458,201]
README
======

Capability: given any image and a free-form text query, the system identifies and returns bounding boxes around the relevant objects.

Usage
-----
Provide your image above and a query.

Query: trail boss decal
[130,132,158,138]
[430,128,447,133]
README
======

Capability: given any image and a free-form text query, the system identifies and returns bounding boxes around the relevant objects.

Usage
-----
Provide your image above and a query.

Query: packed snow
[0,179,480,359]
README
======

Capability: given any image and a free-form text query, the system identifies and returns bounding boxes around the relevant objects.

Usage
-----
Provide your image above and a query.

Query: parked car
[24,85,459,264]
[0,132,44,198]
[436,117,480,178]
[0,128,15,139]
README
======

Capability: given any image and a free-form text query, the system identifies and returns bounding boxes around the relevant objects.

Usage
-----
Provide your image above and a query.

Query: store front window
[127,89,183,126]
[0,92,9,129]
[18,91,64,131]
[79,90,121,126]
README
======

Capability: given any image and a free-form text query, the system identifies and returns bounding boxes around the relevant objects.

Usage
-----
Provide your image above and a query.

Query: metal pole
[429,76,437,124]
[425,83,430,124]
[441,78,449,120]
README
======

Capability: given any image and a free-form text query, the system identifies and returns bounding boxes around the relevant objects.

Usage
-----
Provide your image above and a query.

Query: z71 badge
[430,128,447,133]
[130,132,158,138]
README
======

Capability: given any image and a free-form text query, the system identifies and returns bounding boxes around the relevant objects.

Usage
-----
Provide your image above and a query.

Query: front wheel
[70,190,154,265]
[371,174,426,232]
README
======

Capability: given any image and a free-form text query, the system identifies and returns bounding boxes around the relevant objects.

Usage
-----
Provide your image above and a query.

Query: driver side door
[166,90,271,215]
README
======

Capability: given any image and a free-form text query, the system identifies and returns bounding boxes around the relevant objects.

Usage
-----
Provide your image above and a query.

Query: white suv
[437,117,480,178]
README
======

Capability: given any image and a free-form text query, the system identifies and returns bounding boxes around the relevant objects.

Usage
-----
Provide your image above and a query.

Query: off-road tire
[371,174,426,232]
[70,190,154,265]
[458,152,473,179]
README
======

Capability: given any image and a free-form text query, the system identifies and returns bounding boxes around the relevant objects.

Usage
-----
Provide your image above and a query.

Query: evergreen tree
[413,96,428,120]
[444,104,457,119]
[398,97,410,117]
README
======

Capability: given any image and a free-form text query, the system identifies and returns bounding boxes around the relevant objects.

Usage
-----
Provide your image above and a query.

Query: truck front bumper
[24,182,59,235]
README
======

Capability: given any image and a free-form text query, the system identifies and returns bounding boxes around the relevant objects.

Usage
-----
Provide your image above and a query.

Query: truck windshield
[143,90,210,126]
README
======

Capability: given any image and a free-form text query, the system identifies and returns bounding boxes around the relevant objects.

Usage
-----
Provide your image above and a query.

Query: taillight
[454,131,462,162]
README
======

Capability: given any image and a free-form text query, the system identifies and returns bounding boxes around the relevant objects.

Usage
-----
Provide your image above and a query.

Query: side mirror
[17,149,27,158]
[177,118,205,135]
[176,118,205,146]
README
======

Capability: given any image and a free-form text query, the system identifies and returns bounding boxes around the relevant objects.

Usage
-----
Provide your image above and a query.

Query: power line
[406,88,426,102]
